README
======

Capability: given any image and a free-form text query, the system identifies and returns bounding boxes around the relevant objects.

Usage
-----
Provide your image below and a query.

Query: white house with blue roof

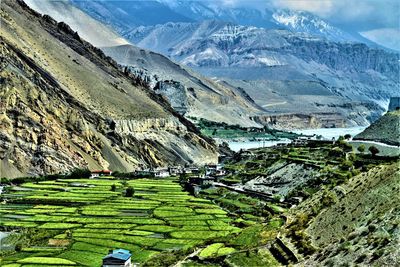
[102,249,132,267]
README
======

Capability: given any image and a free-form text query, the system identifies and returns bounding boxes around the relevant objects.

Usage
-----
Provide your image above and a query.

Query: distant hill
[354,110,400,146]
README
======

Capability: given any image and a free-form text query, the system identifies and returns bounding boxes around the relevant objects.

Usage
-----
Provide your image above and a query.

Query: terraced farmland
[0,177,242,266]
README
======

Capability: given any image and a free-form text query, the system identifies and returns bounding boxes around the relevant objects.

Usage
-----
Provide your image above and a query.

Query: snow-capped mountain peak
[271,9,357,42]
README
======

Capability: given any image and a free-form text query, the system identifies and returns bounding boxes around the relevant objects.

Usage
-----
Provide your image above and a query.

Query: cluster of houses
[90,164,226,180]
[90,170,113,178]
[133,166,201,178]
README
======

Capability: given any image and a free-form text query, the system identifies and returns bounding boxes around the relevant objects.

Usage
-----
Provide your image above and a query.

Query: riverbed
[227,140,291,152]
[293,126,367,140]
[225,127,367,151]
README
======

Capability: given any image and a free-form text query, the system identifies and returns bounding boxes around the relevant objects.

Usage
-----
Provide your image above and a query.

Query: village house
[205,164,226,177]
[168,166,183,176]
[102,249,132,267]
[90,170,112,178]
[183,166,200,175]
[153,168,170,178]
[188,176,216,186]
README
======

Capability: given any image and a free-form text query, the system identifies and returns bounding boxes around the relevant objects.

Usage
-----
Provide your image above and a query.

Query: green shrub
[369,146,380,156]
[125,186,135,197]
[357,144,366,153]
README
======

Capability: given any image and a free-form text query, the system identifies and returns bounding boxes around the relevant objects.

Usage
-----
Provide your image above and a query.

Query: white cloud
[361,28,400,51]
[271,0,336,17]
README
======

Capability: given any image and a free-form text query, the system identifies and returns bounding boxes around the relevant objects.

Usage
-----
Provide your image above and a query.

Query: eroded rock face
[115,117,186,134]
[0,63,100,176]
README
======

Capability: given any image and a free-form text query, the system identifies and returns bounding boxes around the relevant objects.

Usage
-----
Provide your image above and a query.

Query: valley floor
[0,141,399,266]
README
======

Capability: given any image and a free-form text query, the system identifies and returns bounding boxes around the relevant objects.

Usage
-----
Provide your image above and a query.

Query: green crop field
[0,177,244,266]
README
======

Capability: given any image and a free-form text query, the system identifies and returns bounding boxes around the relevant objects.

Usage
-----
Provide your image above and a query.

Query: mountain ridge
[124,20,398,125]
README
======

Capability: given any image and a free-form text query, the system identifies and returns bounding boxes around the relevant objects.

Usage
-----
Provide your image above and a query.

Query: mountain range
[72,0,378,46]
[25,0,400,130]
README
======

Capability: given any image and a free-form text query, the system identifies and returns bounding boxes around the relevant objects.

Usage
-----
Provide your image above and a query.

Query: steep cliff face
[0,0,217,178]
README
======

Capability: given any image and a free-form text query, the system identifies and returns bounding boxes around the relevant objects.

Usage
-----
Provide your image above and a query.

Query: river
[0,232,11,248]
[225,126,367,152]
[293,126,367,140]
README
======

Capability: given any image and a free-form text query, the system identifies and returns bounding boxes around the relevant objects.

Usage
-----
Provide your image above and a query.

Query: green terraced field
[0,177,242,266]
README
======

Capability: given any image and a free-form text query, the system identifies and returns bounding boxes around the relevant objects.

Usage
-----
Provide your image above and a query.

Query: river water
[226,127,367,152]
[293,126,367,140]
[0,232,11,249]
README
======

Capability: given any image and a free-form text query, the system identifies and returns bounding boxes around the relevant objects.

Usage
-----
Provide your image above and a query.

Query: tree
[68,168,91,179]
[348,153,357,161]
[368,146,380,157]
[15,243,22,252]
[111,184,116,191]
[340,160,353,171]
[344,134,352,140]
[125,186,134,197]
[329,147,344,157]
[357,144,366,153]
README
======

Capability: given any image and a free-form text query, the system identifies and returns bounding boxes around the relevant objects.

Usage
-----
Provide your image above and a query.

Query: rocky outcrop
[154,81,189,115]
[251,113,346,130]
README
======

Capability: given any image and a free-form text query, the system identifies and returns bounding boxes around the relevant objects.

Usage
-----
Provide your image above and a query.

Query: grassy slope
[354,110,400,146]
[296,163,400,266]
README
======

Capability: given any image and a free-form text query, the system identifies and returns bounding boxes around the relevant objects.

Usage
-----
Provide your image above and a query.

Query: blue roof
[113,249,131,255]
[103,249,131,261]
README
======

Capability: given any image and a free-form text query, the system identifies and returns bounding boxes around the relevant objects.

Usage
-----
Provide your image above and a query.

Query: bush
[341,142,353,152]
[368,146,380,156]
[357,144,366,153]
[348,153,357,161]
[329,147,344,157]
[321,190,337,207]
[340,160,353,171]
[125,186,135,197]
[68,168,91,179]
[110,184,116,191]
[15,243,22,252]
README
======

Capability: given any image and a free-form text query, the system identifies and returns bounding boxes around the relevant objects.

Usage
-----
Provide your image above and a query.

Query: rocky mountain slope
[101,45,263,126]
[125,21,399,126]
[27,0,399,129]
[23,0,129,47]
[70,0,193,33]
[292,163,400,266]
[23,0,265,127]
[0,0,218,178]
[354,110,400,146]
[73,0,376,45]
